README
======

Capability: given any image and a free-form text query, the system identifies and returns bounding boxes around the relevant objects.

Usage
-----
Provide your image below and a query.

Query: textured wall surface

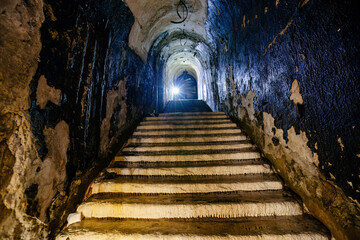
[0,0,47,238]
[1,0,360,239]
[0,0,154,239]
[206,0,360,239]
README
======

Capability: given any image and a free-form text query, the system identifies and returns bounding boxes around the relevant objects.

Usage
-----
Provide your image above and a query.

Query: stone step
[123,142,254,152]
[115,150,261,162]
[57,109,330,240]
[57,215,330,240]
[159,112,226,117]
[146,115,228,121]
[76,191,303,219]
[137,122,236,130]
[125,140,253,147]
[128,135,247,144]
[130,133,245,139]
[133,128,242,136]
[105,161,272,176]
[121,147,258,156]
[109,158,266,168]
[141,119,232,125]
[91,174,283,194]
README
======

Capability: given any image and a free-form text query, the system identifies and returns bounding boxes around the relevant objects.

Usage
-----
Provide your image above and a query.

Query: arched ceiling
[166,51,202,83]
[124,0,207,62]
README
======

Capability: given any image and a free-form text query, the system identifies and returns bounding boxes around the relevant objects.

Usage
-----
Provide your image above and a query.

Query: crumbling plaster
[234,90,360,240]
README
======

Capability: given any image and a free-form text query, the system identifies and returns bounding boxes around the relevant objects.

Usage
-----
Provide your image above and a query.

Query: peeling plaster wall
[206,0,360,239]
[1,0,155,239]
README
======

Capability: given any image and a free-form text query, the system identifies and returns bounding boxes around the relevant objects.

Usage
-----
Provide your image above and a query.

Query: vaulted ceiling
[124,0,207,61]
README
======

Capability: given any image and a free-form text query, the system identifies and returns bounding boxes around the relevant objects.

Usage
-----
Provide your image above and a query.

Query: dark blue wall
[206,0,360,201]
[29,0,155,236]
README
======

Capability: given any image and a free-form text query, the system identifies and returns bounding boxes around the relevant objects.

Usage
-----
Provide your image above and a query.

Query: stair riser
[141,119,232,125]
[133,129,242,136]
[57,233,329,240]
[146,115,227,120]
[123,143,254,152]
[128,136,247,144]
[105,164,272,176]
[137,123,236,130]
[159,112,225,117]
[91,181,283,194]
[115,152,260,162]
[77,202,303,219]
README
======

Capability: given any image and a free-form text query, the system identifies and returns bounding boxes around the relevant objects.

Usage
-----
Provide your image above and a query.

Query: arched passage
[173,71,198,99]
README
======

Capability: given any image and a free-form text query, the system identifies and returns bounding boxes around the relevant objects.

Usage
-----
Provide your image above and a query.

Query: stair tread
[125,140,253,147]
[146,116,230,121]
[115,151,261,162]
[85,190,296,204]
[98,173,279,184]
[105,159,272,176]
[159,111,225,116]
[141,120,232,125]
[58,216,329,239]
[136,124,237,130]
[109,159,268,168]
[128,136,248,144]
[120,147,258,156]
[91,173,283,194]
[135,127,239,131]
[78,191,303,219]
[133,129,242,136]
[122,143,254,152]
[130,133,246,138]
[159,112,226,116]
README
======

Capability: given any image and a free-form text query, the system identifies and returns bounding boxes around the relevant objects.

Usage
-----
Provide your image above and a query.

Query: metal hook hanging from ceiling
[171,0,189,24]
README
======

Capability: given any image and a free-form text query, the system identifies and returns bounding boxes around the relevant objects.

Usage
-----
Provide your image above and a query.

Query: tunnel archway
[173,71,198,99]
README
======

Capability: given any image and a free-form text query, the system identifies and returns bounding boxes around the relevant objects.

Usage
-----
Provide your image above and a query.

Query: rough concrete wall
[0,0,48,238]
[206,0,360,239]
[1,0,155,239]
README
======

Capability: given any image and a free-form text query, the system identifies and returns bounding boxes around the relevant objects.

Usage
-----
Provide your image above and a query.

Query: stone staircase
[57,111,330,239]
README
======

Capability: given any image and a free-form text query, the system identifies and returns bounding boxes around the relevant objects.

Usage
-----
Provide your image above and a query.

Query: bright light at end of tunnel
[172,87,180,95]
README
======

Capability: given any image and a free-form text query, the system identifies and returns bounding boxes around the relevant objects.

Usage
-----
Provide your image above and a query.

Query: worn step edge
[146,115,228,120]
[136,127,239,132]
[159,112,225,116]
[130,133,245,139]
[122,143,254,152]
[124,140,253,147]
[137,123,236,130]
[76,201,303,219]
[91,179,283,194]
[57,216,329,240]
[98,173,279,184]
[141,119,232,125]
[105,163,272,176]
[87,190,292,203]
[133,129,242,136]
[120,147,258,156]
[109,159,266,168]
[115,152,261,162]
[127,136,249,145]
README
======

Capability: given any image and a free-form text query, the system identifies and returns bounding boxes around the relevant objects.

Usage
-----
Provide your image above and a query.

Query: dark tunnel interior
[0,0,359,239]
